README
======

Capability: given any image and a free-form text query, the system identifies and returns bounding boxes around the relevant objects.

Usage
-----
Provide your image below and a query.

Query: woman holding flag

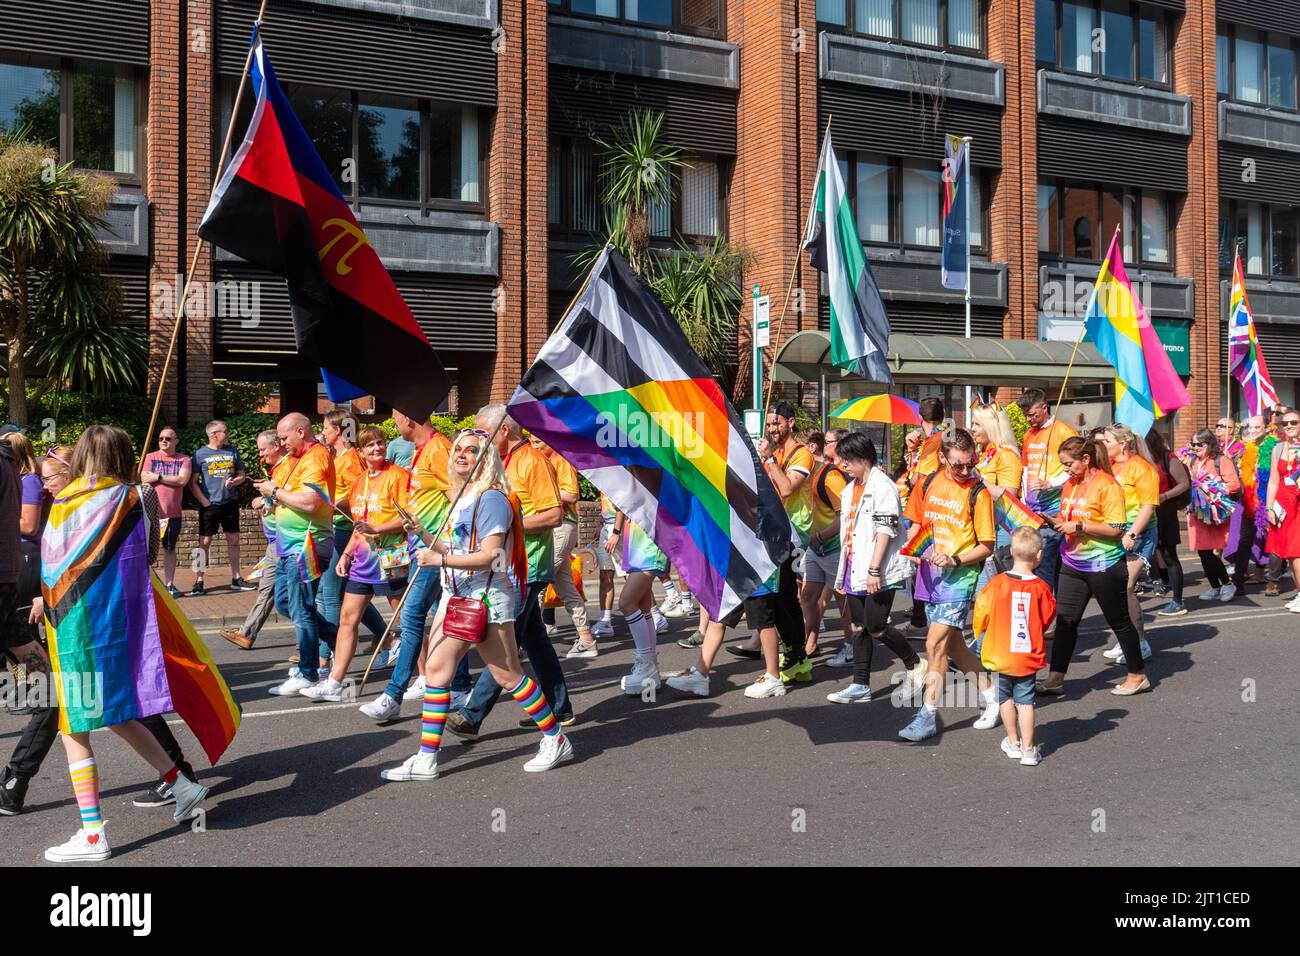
[970,402,1022,593]
[1187,428,1241,602]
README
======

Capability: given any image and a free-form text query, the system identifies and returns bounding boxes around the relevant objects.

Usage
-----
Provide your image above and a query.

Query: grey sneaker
[170,774,209,823]
[676,630,705,649]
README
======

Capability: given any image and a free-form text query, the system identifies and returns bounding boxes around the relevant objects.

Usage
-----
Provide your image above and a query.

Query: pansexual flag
[198,29,450,421]
[507,247,792,620]
[992,488,1044,535]
[1084,232,1190,437]
[900,524,936,559]
[1228,250,1280,417]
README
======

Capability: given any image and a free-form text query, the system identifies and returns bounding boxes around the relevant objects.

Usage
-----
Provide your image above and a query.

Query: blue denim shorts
[925,600,972,629]
[1126,525,1157,564]
[997,673,1036,707]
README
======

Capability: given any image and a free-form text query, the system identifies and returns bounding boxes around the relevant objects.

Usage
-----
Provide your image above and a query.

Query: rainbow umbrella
[830,394,922,425]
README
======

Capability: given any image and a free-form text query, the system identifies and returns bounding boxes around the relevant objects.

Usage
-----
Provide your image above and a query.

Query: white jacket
[835,467,912,593]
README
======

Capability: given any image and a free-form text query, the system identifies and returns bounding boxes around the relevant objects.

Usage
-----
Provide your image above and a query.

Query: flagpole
[962,135,972,424]
[140,0,272,465]
[1055,223,1122,419]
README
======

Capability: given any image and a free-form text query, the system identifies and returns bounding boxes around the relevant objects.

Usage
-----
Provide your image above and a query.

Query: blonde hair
[1010,526,1043,563]
[42,445,74,478]
[0,432,37,474]
[1104,423,1152,463]
[448,430,511,502]
[971,404,1018,453]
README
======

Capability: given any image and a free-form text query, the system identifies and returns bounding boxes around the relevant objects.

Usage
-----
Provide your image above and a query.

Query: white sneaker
[591,618,614,638]
[1199,587,1221,601]
[402,675,427,701]
[973,693,1001,730]
[1219,583,1237,602]
[44,826,111,863]
[1102,642,1124,660]
[620,654,661,696]
[743,673,787,699]
[300,678,344,702]
[566,638,598,659]
[666,666,710,697]
[269,675,314,696]
[652,609,669,633]
[827,645,854,667]
[892,659,930,704]
[545,623,559,639]
[523,733,574,772]
[1114,639,1154,666]
[898,709,938,742]
[360,693,401,721]
[170,774,209,823]
[661,596,692,618]
[380,752,439,782]
[1288,596,1300,613]
[1000,736,1022,759]
[1020,745,1042,767]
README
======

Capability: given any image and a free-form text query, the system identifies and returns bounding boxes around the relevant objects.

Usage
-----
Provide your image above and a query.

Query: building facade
[3,0,1293,444]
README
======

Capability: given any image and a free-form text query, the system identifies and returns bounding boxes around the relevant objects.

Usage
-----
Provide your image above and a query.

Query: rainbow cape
[41,478,240,763]
[992,489,1043,534]
[1084,233,1190,437]
[900,523,936,558]
[1228,250,1279,416]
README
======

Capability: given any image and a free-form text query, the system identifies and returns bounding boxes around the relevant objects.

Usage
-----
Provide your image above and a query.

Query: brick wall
[174,506,267,568]
[147,0,182,426]
[185,0,216,426]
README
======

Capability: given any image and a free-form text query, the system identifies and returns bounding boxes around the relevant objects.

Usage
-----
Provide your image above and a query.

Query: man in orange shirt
[1017,387,1078,590]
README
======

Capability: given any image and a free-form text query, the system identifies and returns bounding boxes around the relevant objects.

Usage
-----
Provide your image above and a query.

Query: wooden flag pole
[1054,223,1122,419]
[140,0,271,464]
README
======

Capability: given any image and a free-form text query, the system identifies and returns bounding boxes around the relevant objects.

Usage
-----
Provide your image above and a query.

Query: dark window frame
[1036,0,1172,90]
[841,149,990,256]
[1038,177,1175,269]
[1216,24,1300,114]
[547,0,727,41]
[816,0,988,56]
[1221,198,1300,280]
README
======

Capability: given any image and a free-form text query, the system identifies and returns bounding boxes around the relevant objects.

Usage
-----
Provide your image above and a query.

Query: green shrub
[213,380,275,417]
[1007,403,1030,446]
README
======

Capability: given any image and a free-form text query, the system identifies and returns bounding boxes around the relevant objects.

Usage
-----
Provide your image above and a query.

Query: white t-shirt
[440,488,519,609]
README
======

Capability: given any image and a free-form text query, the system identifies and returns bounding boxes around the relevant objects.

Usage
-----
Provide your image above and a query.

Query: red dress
[1267,446,1300,559]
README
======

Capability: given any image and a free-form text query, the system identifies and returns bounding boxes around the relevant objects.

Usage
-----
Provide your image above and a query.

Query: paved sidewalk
[166,567,272,629]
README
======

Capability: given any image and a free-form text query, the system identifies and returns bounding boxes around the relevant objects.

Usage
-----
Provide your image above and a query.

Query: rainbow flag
[506,246,792,620]
[1084,232,1190,437]
[41,479,240,763]
[900,523,936,558]
[993,489,1043,534]
[1228,250,1280,416]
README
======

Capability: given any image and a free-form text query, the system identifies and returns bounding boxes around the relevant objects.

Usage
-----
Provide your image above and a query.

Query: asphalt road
[3,575,1298,867]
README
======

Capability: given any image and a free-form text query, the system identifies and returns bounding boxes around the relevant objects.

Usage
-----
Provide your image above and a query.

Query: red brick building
[4,0,1298,447]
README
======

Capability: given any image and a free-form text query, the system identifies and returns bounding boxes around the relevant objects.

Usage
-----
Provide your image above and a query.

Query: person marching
[220,429,285,649]
[380,429,573,781]
[801,429,849,661]
[902,397,948,631]
[1187,428,1242,603]
[1146,428,1191,617]
[607,509,670,695]
[591,492,617,641]
[1264,410,1300,612]
[1017,388,1078,589]
[537,437,598,659]
[302,426,411,701]
[1101,424,1159,664]
[897,428,1001,742]
[970,401,1023,593]
[1037,436,1149,697]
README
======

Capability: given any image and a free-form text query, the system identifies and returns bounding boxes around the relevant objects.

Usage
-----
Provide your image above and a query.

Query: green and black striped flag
[802,128,892,384]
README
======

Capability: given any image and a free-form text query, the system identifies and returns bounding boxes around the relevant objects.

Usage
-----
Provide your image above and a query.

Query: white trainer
[1219,583,1238,602]
[1102,642,1124,660]
[523,733,574,772]
[1199,587,1221,601]
[666,666,710,697]
[1114,639,1154,666]
[898,709,938,742]
[300,678,345,702]
[652,609,669,633]
[973,692,1001,730]
[827,645,854,668]
[402,675,427,701]
[661,596,692,618]
[743,673,787,699]
[620,654,662,696]
[566,639,598,659]
[360,693,401,721]
[892,659,930,704]
[44,826,111,863]
[590,618,614,638]
[1000,736,1022,759]
[380,752,439,782]
[269,675,314,697]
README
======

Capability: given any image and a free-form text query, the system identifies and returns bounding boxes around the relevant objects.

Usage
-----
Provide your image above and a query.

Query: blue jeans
[274,556,336,682]
[317,525,388,659]
[459,581,571,725]
[1036,526,1063,591]
[381,566,466,699]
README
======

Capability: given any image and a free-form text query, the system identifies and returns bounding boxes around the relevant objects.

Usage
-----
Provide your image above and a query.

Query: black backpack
[815,463,847,510]
[921,470,990,527]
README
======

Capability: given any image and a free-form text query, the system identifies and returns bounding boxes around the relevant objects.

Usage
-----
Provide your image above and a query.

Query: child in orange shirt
[973,527,1056,766]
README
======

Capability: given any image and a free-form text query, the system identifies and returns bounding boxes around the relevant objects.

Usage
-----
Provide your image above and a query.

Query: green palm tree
[595,109,684,276]
[0,128,141,424]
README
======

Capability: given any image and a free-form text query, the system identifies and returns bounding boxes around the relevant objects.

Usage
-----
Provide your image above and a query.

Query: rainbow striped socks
[420,687,451,754]
[68,757,102,830]
[510,676,559,736]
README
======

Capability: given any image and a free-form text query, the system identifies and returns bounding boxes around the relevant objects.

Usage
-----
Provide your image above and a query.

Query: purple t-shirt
[20,471,47,544]
[143,451,189,518]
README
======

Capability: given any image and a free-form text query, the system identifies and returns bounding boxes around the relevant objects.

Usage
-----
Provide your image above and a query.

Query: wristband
[612,527,623,537]
[867,567,881,576]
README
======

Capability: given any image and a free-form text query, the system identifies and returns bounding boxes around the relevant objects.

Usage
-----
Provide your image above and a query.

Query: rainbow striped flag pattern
[507,246,792,620]
[900,523,936,559]
[41,479,240,763]
[941,134,969,291]
[1084,232,1190,437]
[992,488,1044,535]
[1228,250,1279,417]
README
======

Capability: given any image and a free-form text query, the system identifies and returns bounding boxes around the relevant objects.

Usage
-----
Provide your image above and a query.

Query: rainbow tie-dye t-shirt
[405,432,451,557]
[273,442,336,580]
[332,447,366,532]
[622,517,669,574]
[505,442,561,584]
[809,462,848,554]
[903,472,996,603]
[1021,418,1078,516]
[1113,456,1160,526]
[550,451,581,524]
[600,494,617,528]
[1060,471,1127,572]
[347,463,411,584]
[773,442,815,547]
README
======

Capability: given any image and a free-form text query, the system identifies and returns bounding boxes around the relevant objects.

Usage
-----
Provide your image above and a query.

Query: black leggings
[1050,562,1145,676]
[1198,550,1229,589]
[774,556,805,665]
[845,590,919,686]
[1156,544,1184,603]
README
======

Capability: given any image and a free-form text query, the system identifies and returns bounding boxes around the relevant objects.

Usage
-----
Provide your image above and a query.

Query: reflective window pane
[430,104,481,203]
[1063,184,1099,259]
[357,98,421,201]
[1036,0,1057,64]
[902,164,940,247]
[1271,207,1298,276]
[0,62,60,148]
[1141,194,1169,264]
[818,0,847,25]
[682,0,723,34]
[856,155,891,243]
[948,0,979,49]
[901,0,940,47]
[968,171,983,248]
[1063,3,1096,73]
[1038,184,1059,254]
[285,85,351,195]
[1101,187,1125,259]
[1140,16,1168,84]
[72,67,136,174]
[1101,4,1134,81]
[681,158,720,237]
[626,0,673,26]
[1216,34,1230,95]
[1235,33,1265,103]
[1236,202,1265,274]
[571,0,618,16]
[569,140,601,233]
[857,0,893,37]
[1269,42,1296,109]
[548,143,562,226]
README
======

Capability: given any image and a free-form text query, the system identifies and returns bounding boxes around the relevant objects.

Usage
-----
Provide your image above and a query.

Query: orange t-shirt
[332,446,366,529]
[975,572,1055,676]
[549,450,581,524]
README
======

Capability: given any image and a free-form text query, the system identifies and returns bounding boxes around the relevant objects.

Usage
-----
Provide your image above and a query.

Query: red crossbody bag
[442,495,493,644]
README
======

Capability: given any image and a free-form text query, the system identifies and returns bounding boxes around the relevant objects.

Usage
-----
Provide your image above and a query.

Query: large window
[817,0,984,53]
[1218,27,1300,110]
[1037,2,1170,86]
[1222,200,1300,278]
[841,151,988,253]
[548,0,725,38]
[0,56,140,177]
[223,82,486,211]
[548,137,727,242]
[1039,179,1173,267]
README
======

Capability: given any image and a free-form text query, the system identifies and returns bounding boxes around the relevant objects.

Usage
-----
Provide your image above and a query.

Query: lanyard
[406,434,435,494]
[358,462,390,522]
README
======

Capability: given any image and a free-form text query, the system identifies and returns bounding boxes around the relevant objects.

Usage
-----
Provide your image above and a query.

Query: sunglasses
[159,435,176,442]
[1284,420,1300,427]
[1190,441,1207,447]
[947,461,975,472]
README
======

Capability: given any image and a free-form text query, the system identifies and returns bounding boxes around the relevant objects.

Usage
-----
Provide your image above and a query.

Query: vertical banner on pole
[746,283,769,440]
